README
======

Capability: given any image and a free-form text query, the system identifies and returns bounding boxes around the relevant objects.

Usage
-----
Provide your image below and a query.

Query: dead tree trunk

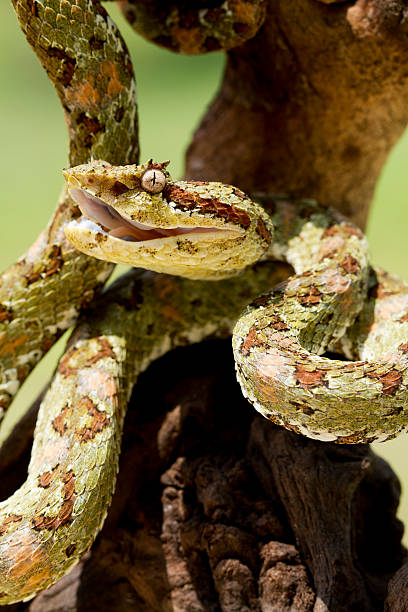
[3,1,408,610]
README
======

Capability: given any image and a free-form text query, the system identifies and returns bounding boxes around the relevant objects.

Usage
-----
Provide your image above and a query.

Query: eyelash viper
[0,0,407,604]
[63,160,408,445]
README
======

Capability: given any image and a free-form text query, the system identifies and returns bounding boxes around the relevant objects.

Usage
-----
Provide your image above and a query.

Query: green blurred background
[1,3,407,542]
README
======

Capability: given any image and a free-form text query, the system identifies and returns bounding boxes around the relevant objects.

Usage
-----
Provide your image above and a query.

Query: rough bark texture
[0,341,405,611]
[386,563,408,611]
[186,0,408,229]
[3,0,408,610]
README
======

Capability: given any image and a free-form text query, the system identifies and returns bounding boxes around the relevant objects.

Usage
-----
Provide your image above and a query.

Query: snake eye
[141,169,166,194]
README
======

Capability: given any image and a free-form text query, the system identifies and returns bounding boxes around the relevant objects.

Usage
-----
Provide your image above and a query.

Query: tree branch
[186,0,408,228]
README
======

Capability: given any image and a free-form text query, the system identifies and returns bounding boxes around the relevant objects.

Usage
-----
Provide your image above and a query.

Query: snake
[0,0,407,604]
[63,160,408,446]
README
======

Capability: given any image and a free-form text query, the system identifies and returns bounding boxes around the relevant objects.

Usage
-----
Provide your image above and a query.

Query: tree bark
[186,0,408,229]
[3,0,408,610]
[0,340,405,611]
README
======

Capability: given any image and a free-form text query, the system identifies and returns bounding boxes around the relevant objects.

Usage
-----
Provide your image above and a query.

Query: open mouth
[69,188,231,243]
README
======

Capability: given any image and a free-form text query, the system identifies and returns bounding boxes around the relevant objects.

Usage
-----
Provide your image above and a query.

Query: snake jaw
[63,161,274,279]
[64,184,250,280]
[67,185,242,243]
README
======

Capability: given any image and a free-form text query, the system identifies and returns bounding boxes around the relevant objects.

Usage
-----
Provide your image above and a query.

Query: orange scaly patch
[58,338,115,377]
[101,60,124,97]
[164,184,251,228]
[38,468,58,489]
[65,79,100,107]
[257,379,279,404]
[295,366,325,389]
[87,338,116,365]
[0,334,30,357]
[32,470,76,531]
[367,369,403,396]
[52,404,70,435]
[339,255,360,275]
[6,530,49,586]
[297,285,323,307]
[0,515,23,536]
[240,327,264,356]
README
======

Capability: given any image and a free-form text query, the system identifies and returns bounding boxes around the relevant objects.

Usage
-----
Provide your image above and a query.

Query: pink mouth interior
[70,188,225,242]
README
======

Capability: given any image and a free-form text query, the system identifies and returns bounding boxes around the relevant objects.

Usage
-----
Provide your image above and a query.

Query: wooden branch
[386,564,408,611]
[186,0,408,228]
[1,341,404,611]
[249,423,405,610]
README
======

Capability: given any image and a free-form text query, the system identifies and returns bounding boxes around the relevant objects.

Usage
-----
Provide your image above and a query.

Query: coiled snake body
[64,160,408,445]
[1,0,408,603]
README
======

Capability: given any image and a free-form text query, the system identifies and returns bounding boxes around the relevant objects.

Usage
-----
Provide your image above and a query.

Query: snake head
[63,160,274,280]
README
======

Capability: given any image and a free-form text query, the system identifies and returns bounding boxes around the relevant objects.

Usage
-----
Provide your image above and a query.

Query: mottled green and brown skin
[2,0,408,605]
[0,0,138,415]
[116,0,267,54]
[230,199,408,443]
[0,261,291,603]
[64,170,408,444]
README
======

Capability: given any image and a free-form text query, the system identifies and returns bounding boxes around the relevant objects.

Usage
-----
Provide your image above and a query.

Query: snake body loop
[63,167,408,444]
[2,0,408,604]
[0,262,290,603]
[0,0,139,415]
[0,0,138,602]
